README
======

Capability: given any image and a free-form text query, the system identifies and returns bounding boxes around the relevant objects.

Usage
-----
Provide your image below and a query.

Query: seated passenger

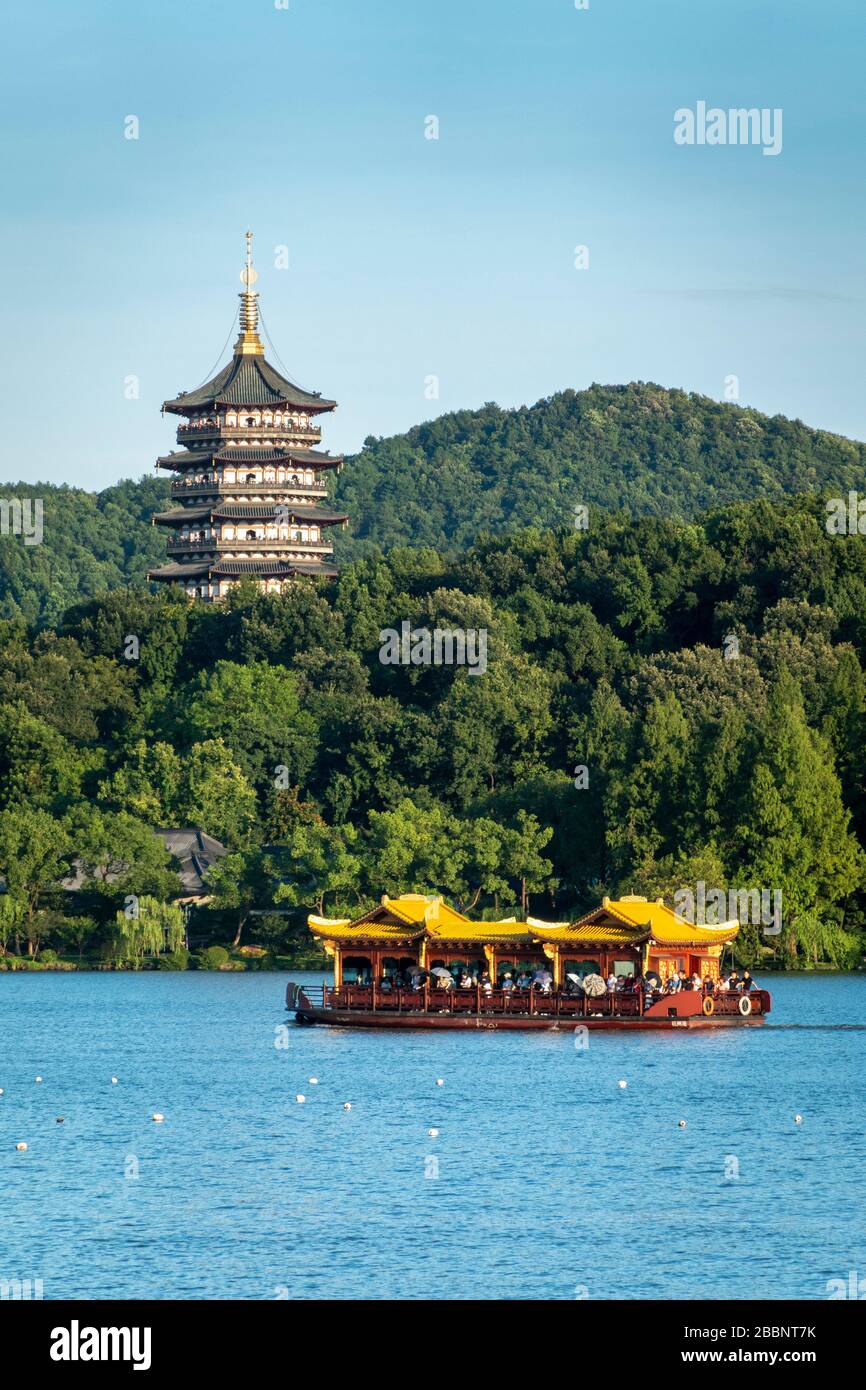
[517,971,532,989]
[501,973,514,992]
[481,973,493,995]
[606,972,617,992]
[741,970,755,992]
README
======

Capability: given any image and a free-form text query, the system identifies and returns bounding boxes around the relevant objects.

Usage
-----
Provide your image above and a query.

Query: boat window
[564,959,601,979]
[382,956,417,980]
[613,959,636,977]
[343,955,372,984]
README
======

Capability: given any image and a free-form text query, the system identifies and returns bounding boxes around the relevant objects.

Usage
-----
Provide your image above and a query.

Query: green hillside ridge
[332,383,866,555]
[2,383,864,622]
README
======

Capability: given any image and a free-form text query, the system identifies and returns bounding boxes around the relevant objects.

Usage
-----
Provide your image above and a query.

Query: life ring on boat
[738,995,752,1016]
[702,996,715,1016]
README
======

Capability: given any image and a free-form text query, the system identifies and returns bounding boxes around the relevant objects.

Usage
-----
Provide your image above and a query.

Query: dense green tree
[98,739,184,823]
[0,808,71,954]
[176,739,258,847]
[0,703,91,811]
[732,677,865,951]
[204,849,281,948]
[183,660,317,792]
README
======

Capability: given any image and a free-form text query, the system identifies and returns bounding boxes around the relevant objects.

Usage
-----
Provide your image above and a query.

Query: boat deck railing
[298,983,767,1019]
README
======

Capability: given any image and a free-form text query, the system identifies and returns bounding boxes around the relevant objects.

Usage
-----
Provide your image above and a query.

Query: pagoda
[147,232,348,601]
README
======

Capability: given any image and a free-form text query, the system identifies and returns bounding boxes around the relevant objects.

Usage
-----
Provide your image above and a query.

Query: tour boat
[287,894,771,1031]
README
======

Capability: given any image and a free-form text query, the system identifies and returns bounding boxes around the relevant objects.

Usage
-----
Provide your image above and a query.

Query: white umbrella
[431,967,452,979]
[582,973,607,997]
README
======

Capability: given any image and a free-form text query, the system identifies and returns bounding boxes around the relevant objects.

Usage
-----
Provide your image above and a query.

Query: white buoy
[308,1077,318,1085]
[436,1078,444,1086]
[111,1077,118,1085]
[342,1102,352,1110]
[35,1076,43,1083]
[0,1087,4,1094]
[428,1127,439,1138]
[795,1114,803,1125]
[678,1119,687,1128]
[15,1142,27,1151]
[295,1094,306,1104]
[152,1113,165,1123]
[618,1080,627,1089]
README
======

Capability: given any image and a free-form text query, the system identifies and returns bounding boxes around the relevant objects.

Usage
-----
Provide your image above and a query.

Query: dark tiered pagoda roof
[151,502,349,526]
[163,354,336,415]
[149,558,339,581]
[155,446,343,470]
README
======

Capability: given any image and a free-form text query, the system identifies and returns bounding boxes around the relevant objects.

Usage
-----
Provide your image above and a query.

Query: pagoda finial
[235,229,264,356]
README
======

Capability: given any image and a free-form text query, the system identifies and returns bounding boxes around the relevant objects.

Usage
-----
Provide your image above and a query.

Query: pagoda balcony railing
[311,983,768,1019]
[170,479,327,497]
[176,422,321,442]
[166,538,334,555]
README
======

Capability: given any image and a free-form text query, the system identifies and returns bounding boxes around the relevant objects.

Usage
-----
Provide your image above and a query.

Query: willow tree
[112,896,185,967]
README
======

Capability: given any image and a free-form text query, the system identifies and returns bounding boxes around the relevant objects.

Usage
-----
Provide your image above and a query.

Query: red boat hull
[288,983,771,1031]
[294,1006,767,1031]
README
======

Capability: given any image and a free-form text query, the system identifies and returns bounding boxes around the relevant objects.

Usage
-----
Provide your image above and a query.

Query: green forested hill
[331,384,866,555]
[2,497,866,970]
[0,477,169,624]
[2,383,865,621]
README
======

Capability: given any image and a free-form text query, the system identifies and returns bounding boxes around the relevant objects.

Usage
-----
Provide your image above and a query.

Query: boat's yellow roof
[575,897,740,946]
[307,893,739,948]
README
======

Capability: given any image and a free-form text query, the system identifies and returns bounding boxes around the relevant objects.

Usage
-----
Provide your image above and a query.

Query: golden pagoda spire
[235,229,264,356]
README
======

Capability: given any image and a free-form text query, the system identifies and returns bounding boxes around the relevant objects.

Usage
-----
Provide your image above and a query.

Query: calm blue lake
[1,971,864,1300]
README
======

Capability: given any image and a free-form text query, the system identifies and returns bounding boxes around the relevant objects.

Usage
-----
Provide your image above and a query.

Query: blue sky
[1,0,864,489]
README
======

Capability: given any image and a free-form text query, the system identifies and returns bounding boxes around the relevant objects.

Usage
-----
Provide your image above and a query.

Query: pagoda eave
[212,559,338,579]
[147,561,213,581]
[152,507,212,526]
[154,446,344,471]
[162,397,337,418]
[148,559,339,583]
